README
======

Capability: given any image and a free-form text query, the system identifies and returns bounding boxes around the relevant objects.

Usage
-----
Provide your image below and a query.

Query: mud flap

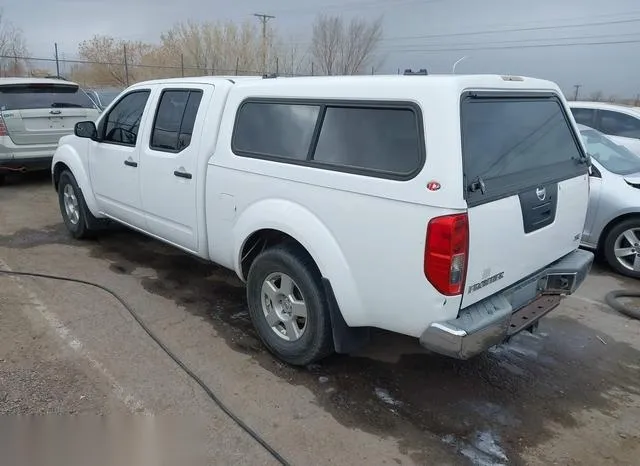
[322,278,370,354]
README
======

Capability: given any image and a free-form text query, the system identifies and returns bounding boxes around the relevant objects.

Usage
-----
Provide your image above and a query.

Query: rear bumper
[0,156,52,173]
[419,249,594,359]
[0,138,57,172]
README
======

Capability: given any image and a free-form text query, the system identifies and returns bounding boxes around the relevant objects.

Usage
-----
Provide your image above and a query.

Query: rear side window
[232,100,424,179]
[150,89,203,152]
[313,107,421,175]
[571,107,596,127]
[233,103,320,160]
[598,110,640,139]
[462,96,586,205]
[0,84,96,110]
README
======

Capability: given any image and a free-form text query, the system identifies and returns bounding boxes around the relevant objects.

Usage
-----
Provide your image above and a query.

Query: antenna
[452,56,468,74]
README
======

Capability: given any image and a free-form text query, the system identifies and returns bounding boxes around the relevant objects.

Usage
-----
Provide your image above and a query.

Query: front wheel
[247,245,334,366]
[603,218,640,279]
[58,170,95,240]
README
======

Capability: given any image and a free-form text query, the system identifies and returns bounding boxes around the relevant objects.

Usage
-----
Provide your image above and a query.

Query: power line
[398,8,640,39]
[269,0,442,15]
[380,31,640,51]
[381,17,640,42]
[386,38,640,54]
[284,14,640,48]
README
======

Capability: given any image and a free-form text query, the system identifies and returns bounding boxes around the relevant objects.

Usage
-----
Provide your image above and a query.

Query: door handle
[124,160,138,167]
[49,110,62,115]
[174,170,192,179]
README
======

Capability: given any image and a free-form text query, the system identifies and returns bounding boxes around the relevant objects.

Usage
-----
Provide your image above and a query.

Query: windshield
[580,128,640,175]
[0,83,97,110]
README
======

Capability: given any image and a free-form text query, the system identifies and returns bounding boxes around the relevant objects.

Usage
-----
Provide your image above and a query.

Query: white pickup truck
[52,75,594,365]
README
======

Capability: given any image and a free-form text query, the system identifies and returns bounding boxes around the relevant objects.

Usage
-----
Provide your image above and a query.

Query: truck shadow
[2,224,640,465]
[0,171,51,187]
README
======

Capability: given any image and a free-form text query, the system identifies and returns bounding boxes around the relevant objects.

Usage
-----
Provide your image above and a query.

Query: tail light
[424,213,469,296]
[0,115,7,137]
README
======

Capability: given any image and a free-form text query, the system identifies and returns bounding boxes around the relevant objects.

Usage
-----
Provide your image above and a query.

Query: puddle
[375,387,404,408]
[0,224,72,249]
[2,225,640,464]
[444,430,508,466]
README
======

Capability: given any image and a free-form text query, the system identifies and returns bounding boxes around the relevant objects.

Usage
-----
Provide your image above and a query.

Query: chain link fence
[0,53,321,88]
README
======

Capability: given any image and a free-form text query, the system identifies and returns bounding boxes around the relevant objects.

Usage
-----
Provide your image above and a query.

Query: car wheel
[603,218,640,279]
[58,170,95,240]
[0,174,5,186]
[247,244,334,366]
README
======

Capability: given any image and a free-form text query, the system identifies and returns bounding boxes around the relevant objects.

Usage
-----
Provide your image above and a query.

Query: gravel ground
[0,275,123,415]
[0,172,639,465]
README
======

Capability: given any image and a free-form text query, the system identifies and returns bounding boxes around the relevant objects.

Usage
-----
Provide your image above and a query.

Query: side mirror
[74,121,97,140]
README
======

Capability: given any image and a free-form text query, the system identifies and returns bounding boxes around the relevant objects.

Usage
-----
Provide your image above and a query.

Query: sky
[4,0,640,98]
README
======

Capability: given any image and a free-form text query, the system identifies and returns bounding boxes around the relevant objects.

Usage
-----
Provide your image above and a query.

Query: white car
[51,75,593,365]
[569,101,640,156]
[0,78,100,184]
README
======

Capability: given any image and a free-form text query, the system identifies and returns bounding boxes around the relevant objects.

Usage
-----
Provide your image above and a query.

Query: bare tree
[311,15,342,75]
[160,20,264,75]
[74,35,157,86]
[311,14,383,75]
[589,90,603,102]
[271,37,310,76]
[0,10,28,77]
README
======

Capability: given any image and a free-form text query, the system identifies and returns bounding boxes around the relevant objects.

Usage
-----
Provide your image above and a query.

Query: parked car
[578,124,640,278]
[52,75,593,365]
[0,78,100,185]
[569,101,640,156]
[84,88,122,110]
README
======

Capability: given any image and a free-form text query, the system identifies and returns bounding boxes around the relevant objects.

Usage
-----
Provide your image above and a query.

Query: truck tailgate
[459,93,589,308]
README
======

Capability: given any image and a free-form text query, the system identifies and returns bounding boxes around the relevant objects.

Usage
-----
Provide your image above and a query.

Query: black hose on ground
[0,268,290,466]
[605,290,640,320]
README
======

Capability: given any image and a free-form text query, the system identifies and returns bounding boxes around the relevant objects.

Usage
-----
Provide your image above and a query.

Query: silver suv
[0,78,100,184]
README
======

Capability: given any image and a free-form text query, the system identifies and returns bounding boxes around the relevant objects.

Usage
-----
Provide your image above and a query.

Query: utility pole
[253,13,275,75]
[123,44,130,86]
[54,43,60,77]
[573,84,582,101]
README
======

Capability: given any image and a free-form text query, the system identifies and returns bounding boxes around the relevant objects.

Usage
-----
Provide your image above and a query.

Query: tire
[0,174,5,186]
[247,245,334,366]
[603,218,640,279]
[58,170,96,240]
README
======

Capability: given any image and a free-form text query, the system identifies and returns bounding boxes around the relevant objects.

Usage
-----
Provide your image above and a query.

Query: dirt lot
[1,173,639,465]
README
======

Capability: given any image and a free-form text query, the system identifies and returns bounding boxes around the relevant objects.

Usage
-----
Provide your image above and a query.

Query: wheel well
[240,229,369,354]
[598,213,640,251]
[240,229,319,281]
[52,162,70,191]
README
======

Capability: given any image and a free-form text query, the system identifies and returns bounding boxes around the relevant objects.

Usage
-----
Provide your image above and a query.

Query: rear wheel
[0,174,5,186]
[58,170,95,240]
[247,245,334,365]
[603,218,640,279]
